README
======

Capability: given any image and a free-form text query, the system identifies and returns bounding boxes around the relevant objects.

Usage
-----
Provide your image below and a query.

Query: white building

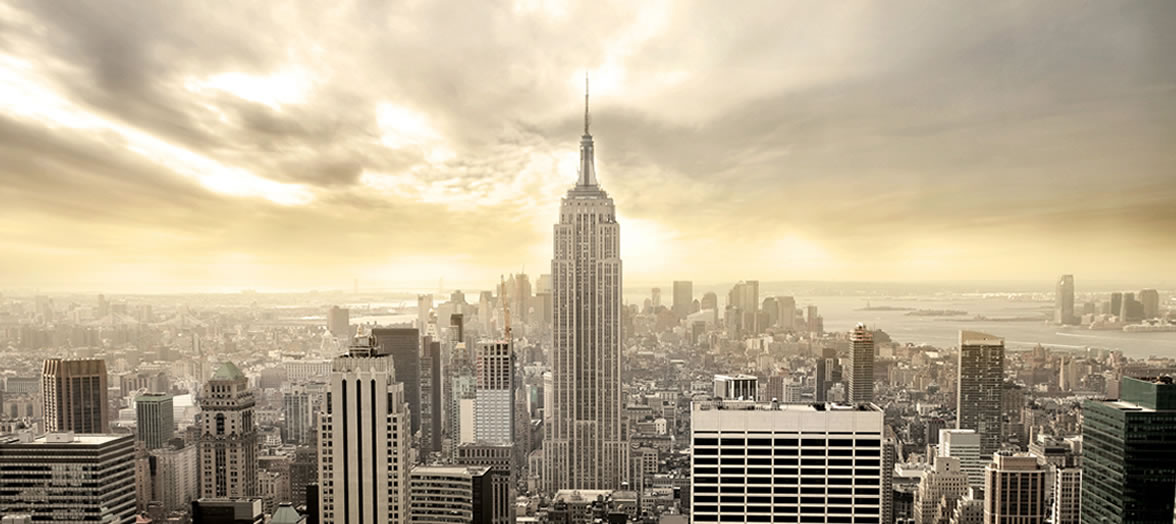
[914,455,968,524]
[318,335,411,524]
[940,429,985,491]
[713,374,758,401]
[475,341,514,443]
[690,400,885,523]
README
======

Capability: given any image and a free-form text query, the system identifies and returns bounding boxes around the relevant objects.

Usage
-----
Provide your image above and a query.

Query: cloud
[1,0,1174,291]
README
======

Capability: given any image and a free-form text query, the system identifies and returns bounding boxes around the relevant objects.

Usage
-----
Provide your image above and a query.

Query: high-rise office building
[151,443,199,512]
[690,400,885,523]
[1052,462,1081,524]
[776,296,797,331]
[1081,376,1176,523]
[815,347,840,403]
[318,334,411,524]
[327,306,350,338]
[939,429,984,492]
[136,392,174,450]
[957,330,1004,457]
[417,294,433,331]
[1119,291,1142,322]
[283,383,322,445]
[847,324,874,404]
[1055,275,1075,325]
[475,341,514,444]
[455,442,514,524]
[42,358,110,433]
[672,281,693,319]
[1139,288,1160,319]
[984,452,1047,524]
[914,455,968,524]
[543,84,628,492]
[408,465,497,524]
[0,432,136,523]
[1109,292,1123,318]
[650,287,661,309]
[198,362,258,498]
[421,336,443,456]
[370,327,421,435]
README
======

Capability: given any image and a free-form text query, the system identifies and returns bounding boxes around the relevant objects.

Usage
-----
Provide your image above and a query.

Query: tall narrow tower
[957,330,1004,457]
[542,76,628,492]
[198,361,258,498]
[847,324,874,404]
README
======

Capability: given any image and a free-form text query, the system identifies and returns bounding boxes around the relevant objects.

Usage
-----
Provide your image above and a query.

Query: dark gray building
[370,327,421,434]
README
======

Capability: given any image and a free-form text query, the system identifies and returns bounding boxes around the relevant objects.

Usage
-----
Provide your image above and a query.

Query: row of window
[694,476,880,489]
[694,438,881,447]
[693,513,880,523]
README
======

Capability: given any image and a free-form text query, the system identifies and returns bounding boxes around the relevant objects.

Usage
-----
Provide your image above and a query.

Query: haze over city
[2,1,1175,293]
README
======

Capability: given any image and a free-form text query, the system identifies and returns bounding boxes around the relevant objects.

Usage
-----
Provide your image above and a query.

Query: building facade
[370,327,421,435]
[848,324,874,403]
[318,335,411,524]
[957,330,1004,457]
[475,341,514,444]
[0,433,136,523]
[690,400,885,523]
[136,392,174,450]
[1081,376,1176,523]
[543,88,628,492]
[983,453,1047,524]
[42,358,109,433]
[198,362,258,499]
[408,465,495,524]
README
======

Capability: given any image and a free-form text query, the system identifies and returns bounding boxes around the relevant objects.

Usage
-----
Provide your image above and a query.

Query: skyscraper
[957,330,1004,457]
[691,399,885,523]
[198,362,258,499]
[42,358,110,433]
[776,295,796,331]
[1054,274,1075,325]
[421,336,443,455]
[417,294,433,331]
[0,433,136,523]
[1081,376,1176,523]
[984,453,1047,524]
[136,392,174,450]
[815,347,840,403]
[282,384,321,445]
[327,306,350,338]
[672,281,693,319]
[847,324,874,403]
[543,82,627,492]
[318,334,412,524]
[1139,288,1160,319]
[475,341,514,444]
[370,327,421,435]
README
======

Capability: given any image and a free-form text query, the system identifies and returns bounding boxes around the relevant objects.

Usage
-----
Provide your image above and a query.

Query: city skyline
[3,1,1176,292]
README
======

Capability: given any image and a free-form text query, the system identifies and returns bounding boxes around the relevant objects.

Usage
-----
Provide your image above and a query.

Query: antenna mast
[501,274,512,341]
[584,72,590,135]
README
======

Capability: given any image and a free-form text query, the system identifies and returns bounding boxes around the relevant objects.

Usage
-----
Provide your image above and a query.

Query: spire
[584,72,590,136]
[577,71,598,187]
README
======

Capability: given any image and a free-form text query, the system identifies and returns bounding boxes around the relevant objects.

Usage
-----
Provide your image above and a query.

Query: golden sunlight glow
[184,69,313,110]
[0,54,312,206]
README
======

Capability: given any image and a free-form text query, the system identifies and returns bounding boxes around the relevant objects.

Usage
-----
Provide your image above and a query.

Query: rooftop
[960,330,1004,346]
[1,432,130,446]
[693,399,881,412]
[210,361,245,381]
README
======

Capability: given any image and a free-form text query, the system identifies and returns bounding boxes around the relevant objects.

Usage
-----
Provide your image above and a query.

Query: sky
[1,1,1174,293]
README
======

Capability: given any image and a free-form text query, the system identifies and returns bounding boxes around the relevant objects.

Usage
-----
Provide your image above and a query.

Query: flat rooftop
[1,433,130,445]
[693,400,881,412]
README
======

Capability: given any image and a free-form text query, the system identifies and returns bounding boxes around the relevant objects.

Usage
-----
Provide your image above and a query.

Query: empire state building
[542,80,628,492]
